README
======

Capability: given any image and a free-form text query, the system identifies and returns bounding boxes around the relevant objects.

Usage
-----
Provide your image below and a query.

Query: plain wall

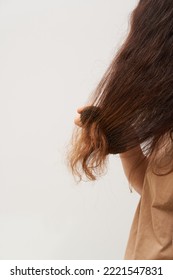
[0,0,140,259]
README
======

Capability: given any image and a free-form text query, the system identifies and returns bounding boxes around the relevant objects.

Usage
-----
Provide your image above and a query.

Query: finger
[77,106,86,114]
[74,116,82,127]
[77,105,91,114]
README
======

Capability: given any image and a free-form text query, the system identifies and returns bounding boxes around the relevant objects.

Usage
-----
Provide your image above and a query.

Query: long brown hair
[65,0,173,184]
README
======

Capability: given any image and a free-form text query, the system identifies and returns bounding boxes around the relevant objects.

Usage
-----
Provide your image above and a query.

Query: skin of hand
[74,106,87,127]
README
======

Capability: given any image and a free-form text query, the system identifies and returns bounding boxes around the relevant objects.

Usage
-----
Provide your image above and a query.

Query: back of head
[66,0,173,182]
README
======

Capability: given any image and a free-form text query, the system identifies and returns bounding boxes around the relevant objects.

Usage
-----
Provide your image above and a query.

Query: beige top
[124,137,173,260]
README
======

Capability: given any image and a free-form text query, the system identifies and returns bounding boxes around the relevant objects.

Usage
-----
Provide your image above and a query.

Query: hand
[74,106,87,127]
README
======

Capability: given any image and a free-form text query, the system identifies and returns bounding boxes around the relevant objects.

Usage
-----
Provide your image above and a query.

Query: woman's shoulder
[146,133,173,177]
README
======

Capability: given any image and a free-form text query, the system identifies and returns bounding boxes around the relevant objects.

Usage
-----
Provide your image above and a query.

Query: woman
[65,0,173,259]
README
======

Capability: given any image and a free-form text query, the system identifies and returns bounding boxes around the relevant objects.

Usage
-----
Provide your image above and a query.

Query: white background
[0,0,140,259]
